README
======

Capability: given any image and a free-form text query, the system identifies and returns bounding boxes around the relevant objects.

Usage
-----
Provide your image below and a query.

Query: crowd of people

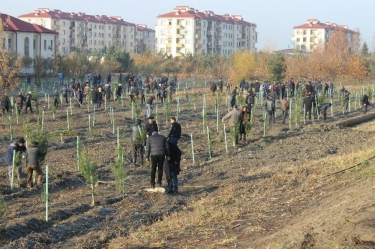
[1,73,372,195]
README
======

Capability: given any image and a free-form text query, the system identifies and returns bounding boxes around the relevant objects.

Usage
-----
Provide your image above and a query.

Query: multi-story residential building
[136,25,155,53]
[156,6,257,57]
[19,8,137,56]
[1,13,57,74]
[292,19,360,52]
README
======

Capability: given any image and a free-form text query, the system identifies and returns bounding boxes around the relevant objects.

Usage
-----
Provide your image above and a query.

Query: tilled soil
[0,83,374,248]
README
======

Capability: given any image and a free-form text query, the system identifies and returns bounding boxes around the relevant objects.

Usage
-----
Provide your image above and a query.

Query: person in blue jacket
[321,103,332,121]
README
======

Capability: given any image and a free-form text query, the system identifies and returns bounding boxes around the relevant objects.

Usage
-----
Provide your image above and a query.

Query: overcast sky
[2,0,374,51]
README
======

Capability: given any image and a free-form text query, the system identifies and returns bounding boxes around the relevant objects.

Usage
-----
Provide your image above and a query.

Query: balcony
[195,34,201,39]
[54,25,60,30]
[176,52,182,57]
[310,34,316,38]
[216,27,222,31]
[195,25,201,29]
[176,25,183,29]
[168,25,172,29]
[176,34,183,39]
[195,44,202,49]
[176,43,183,48]
[167,34,172,39]
[166,43,172,48]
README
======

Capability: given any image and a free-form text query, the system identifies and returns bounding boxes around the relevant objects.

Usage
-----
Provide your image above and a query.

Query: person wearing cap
[24,91,33,114]
[26,141,43,188]
[116,84,123,101]
[146,116,158,136]
[2,137,27,185]
[131,119,145,166]
[222,105,241,145]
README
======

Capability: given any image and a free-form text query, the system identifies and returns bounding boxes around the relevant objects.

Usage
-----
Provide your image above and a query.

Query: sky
[2,0,374,51]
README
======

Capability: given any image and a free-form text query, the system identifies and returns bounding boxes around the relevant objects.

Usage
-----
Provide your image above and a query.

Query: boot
[243,134,246,141]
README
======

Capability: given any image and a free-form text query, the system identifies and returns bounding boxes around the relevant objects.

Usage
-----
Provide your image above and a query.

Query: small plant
[79,145,98,206]
[110,146,126,194]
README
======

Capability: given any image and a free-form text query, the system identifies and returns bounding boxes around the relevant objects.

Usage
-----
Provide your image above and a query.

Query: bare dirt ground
[0,81,374,249]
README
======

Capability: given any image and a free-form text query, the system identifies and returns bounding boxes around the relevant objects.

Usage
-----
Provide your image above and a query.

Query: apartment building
[19,8,137,56]
[1,13,57,74]
[292,19,359,52]
[136,24,155,53]
[156,6,257,57]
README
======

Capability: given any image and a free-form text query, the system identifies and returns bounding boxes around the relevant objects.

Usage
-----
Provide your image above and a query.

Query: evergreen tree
[361,42,369,57]
[268,52,286,82]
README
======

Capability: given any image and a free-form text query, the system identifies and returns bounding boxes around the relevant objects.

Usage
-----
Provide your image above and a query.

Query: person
[222,105,241,145]
[146,95,156,118]
[131,119,145,166]
[245,91,255,118]
[280,96,289,124]
[76,88,83,107]
[342,88,350,111]
[146,131,170,188]
[321,103,332,121]
[62,84,69,103]
[24,91,33,114]
[167,117,181,144]
[303,93,313,120]
[1,92,11,114]
[2,137,27,184]
[26,141,43,189]
[362,93,370,114]
[323,83,329,97]
[91,87,98,108]
[231,87,238,107]
[266,95,275,124]
[97,86,103,108]
[146,116,158,136]
[239,106,248,141]
[217,78,223,92]
[116,84,122,101]
[329,81,334,97]
[53,89,59,108]
[16,92,25,115]
[210,81,217,95]
[84,83,90,98]
[165,143,181,194]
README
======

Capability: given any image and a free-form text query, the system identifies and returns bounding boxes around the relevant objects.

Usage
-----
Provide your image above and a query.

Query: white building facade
[19,8,137,56]
[292,19,359,52]
[136,25,155,53]
[156,6,257,57]
[1,14,57,74]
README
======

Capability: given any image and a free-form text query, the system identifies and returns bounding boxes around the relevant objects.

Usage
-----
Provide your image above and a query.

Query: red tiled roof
[293,19,356,33]
[1,13,57,34]
[19,8,136,26]
[157,6,256,26]
[136,25,155,32]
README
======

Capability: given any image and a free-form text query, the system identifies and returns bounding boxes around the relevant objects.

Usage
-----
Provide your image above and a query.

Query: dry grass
[109,139,375,249]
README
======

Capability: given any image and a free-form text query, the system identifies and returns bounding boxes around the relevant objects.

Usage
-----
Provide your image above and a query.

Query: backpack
[16,96,23,104]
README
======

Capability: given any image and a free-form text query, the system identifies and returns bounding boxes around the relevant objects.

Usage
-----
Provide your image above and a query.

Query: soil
[0,81,374,249]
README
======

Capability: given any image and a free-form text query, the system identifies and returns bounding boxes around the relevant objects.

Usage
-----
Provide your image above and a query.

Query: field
[0,79,374,249]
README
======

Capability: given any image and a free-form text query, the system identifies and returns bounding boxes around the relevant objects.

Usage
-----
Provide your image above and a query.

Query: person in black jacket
[167,117,181,144]
[146,116,158,136]
[165,143,181,194]
[146,131,170,188]
[362,93,370,114]
[2,137,27,184]
[303,93,313,120]
[24,91,33,114]
[245,91,255,117]
[1,92,11,114]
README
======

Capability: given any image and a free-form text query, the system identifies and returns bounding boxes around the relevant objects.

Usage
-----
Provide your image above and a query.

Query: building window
[303,30,307,35]
[24,37,29,56]
[296,38,300,42]
[303,37,306,42]
[44,40,47,50]
[62,21,65,26]
[63,30,66,35]
[33,39,36,49]
[186,20,191,25]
